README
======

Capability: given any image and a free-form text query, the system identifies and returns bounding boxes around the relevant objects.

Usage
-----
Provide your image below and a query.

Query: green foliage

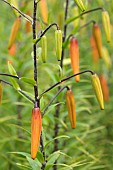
[0,0,113,170]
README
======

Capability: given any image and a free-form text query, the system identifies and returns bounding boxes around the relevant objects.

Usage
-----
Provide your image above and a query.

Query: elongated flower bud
[39,0,48,23]
[41,35,47,63]
[8,16,21,49]
[102,46,111,69]
[70,36,80,82]
[66,89,76,129]
[74,0,86,12]
[91,73,104,110]
[90,36,99,63]
[25,11,32,33]
[0,83,3,105]
[92,23,103,58]
[55,30,62,61]
[31,107,42,159]
[102,10,111,42]
[8,43,16,56]
[99,75,109,102]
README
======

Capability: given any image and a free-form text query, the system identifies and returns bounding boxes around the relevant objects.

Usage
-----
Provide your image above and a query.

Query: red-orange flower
[39,0,48,23]
[8,43,16,56]
[70,36,80,82]
[90,36,99,63]
[92,23,103,58]
[31,107,42,159]
[99,75,109,102]
[66,89,76,129]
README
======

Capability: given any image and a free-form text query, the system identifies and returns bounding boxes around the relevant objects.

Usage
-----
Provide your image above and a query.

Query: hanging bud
[39,0,48,23]
[102,10,111,42]
[55,29,62,61]
[74,0,86,12]
[90,36,99,63]
[41,35,47,63]
[0,83,3,105]
[66,89,76,129]
[8,43,16,56]
[92,23,103,58]
[70,36,80,82]
[102,46,111,69]
[25,11,32,33]
[31,107,42,159]
[10,0,19,17]
[91,73,104,110]
[8,16,21,49]
[99,75,109,102]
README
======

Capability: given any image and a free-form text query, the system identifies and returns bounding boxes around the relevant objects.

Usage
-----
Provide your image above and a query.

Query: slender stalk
[43,86,69,116]
[66,7,104,24]
[35,23,59,44]
[39,70,94,98]
[78,20,96,32]
[0,73,19,79]
[32,0,39,108]
[1,0,32,23]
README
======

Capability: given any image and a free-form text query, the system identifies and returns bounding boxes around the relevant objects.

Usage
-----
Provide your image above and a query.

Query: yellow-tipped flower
[0,83,3,105]
[102,10,111,42]
[41,35,47,63]
[70,36,80,82]
[55,30,62,61]
[31,107,42,159]
[39,0,48,23]
[74,0,86,12]
[99,75,109,102]
[66,89,76,129]
[91,73,104,110]
[8,16,21,49]
[92,23,103,58]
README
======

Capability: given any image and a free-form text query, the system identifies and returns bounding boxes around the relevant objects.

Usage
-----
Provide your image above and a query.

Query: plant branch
[39,70,94,98]
[60,0,69,68]
[40,133,47,170]
[34,23,59,44]
[0,73,19,79]
[42,86,69,117]
[32,0,39,107]
[0,79,35,103]
[78,20,96,32]
[1,0,32,23]
[66,7,104,24]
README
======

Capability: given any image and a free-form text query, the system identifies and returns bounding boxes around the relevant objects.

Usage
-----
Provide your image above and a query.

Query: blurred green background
[0,0,113,169]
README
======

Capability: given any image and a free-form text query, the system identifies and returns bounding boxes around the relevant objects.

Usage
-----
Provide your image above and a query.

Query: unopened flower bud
[70,36,80,82]
[66,89,76,129]
[91,73,104,110]
[102,10,111,42]
[55,30,62,61]
[92,23,103,58]
[41,35,47,63]
[8,16,21,49]
[74,0,86,12]
[31,107,42,159]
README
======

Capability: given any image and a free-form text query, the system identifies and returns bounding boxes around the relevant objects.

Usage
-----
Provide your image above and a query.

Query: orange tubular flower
[8,16,21,49]
[90,36,99,63]
[39,0,48,23]
[31,107,42,159]
[70,36,80,82]
[66,89,76,129]
[99,75,109,102]
[92,23,103,58]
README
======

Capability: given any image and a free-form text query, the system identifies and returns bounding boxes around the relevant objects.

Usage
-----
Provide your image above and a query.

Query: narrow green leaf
[8,62,17,76]
[20,77,36,86]
[26,157,41,170]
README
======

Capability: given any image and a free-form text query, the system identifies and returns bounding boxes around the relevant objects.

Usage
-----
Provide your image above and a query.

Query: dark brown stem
[43,86,69,117]
[32,0,39,108]
[35,23,59,44]
[78,20,96,32]
[0,73,19,79]
[39,70,94,98]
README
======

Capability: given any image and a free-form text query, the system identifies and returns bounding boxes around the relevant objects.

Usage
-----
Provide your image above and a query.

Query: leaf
[20,77,36,86]
[8,61,17,76]
[10,78,21,90]
[44,135,70,149]
[26,157,41,170]
[45,151,61,170]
